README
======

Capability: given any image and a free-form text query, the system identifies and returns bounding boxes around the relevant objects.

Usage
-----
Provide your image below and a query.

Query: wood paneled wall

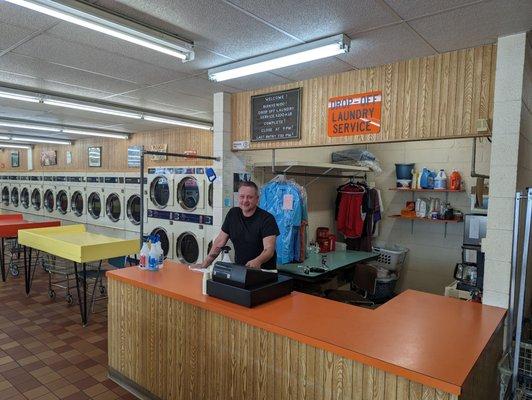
[232,45,496,150]
[0,126,213,172]
[108,279,461,400]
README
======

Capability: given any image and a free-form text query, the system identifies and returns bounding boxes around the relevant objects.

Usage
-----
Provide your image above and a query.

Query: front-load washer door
[43,190,54,213]
[177,177,200,211]
[106,193,122,222]
[56,190,68,215]
[31,189,41,211]
[10,187,19,207]
[176,232,199,264]
[150,176,171,209]
[20,188,29,209]
[88,192,102,220]
[1,186,9,206]
[126,194,141,225]
[150,228,170,258]
[71,191,84,217]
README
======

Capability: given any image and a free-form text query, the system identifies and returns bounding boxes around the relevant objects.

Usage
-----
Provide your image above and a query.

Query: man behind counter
[195,181,280,270]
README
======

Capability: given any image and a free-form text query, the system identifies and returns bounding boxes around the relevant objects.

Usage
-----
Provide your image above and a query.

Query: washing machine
[41,174,55,218]
[124,172,145,233]
[9,174,21,212]
[147,167,177,213]
[66,173,87,224]
[18,173,31,216]
[174,167,207,216]
[53,173,70,221]
[85,175,105,228]
[102,173,125,230]
[27,173,44,220]
[0,174,8,211]
[174,224,207,265]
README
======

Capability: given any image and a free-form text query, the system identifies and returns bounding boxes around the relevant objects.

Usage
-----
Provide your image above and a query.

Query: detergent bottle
[139,241,149,269]
[420,168,433,189]
[450,169,462,191]
[148,239,159,271]
[434,169,447,190]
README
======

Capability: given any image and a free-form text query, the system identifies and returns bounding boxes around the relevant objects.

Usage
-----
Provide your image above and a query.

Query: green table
[278,250,379,282]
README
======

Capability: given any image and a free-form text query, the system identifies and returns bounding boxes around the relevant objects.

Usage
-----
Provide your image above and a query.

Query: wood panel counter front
[107,262,505,400]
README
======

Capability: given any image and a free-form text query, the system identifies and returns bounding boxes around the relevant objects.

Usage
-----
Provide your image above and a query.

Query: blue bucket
[395,163,415,188]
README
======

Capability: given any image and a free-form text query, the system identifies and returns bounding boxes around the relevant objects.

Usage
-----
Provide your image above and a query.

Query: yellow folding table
[18,224,139,326]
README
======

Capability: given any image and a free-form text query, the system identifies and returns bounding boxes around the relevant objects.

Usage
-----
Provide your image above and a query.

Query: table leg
[73,262,88,326]
[24,247,33,295]
[0,238,5,282]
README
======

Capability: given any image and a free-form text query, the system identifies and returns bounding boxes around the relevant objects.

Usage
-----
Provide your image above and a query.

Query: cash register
[206,262,293,307]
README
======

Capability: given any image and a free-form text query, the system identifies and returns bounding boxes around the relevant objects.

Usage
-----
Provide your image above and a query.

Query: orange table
[0,214,60,289]
[107,261,506,398]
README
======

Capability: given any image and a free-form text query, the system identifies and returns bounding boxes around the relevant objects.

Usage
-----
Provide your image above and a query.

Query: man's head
[238,181,259,215]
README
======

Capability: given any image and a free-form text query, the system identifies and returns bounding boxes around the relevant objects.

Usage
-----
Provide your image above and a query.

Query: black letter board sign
[251,88,301,142]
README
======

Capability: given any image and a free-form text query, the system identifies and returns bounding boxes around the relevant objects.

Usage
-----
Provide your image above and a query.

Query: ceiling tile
[409,0,532,52]
[0,22,34,50]
[274,58,354,82]
[343,23,436,68]
[94,0,301,60]
[0,2,57,30]
[14,33,185,86]
[226,0,400,39]
[105,94,208,116]
[0,53,140,95]
[383,0,482,20]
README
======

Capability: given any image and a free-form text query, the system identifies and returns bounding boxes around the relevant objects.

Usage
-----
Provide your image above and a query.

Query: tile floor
[0,264,136,399]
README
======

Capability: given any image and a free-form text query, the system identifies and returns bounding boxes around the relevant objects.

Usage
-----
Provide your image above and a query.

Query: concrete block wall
[483,32,529,309]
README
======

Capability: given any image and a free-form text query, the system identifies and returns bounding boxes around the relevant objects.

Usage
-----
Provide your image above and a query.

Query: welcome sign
[327,91,382,137]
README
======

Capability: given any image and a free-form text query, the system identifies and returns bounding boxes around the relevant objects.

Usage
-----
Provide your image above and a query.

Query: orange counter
[107,262,505,398]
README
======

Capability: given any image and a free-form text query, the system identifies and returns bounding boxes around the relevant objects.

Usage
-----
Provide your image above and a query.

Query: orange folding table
[0,214,60,290]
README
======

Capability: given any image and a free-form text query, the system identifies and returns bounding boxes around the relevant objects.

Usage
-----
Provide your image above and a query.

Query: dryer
[42,174,55,218]
[18,173,31,216]
[145,217,173,261]
[53,173,70,221]
[66,173,87,224]
[86,175,105,228]
[124,173,145,233]
[174,224,207,265]
[174,167,207,216]
[0,174,8,211]
[147,167,176,213]
[9,174,21,212]
[102,173,125,230]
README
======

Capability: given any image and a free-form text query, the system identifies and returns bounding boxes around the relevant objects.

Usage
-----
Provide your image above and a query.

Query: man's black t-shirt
[221,207,280,270]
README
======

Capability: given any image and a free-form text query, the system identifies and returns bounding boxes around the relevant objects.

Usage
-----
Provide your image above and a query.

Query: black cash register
[206,262,293,307]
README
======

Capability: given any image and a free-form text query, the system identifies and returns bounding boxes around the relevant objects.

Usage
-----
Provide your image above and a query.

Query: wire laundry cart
[43,254,106,306]
[5,237,43,278]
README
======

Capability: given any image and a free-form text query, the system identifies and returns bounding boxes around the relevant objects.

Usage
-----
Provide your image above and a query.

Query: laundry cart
[5,238,44,278]
[44,255,105,306]
[365,243,408,300]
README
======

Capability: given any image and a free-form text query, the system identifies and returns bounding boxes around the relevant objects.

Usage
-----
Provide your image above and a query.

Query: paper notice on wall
[470,218,480,239]
[282,194,293,210]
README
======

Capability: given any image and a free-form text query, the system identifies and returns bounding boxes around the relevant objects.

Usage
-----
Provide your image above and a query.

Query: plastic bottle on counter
[450,169,461,190]
[434,169,447,190]
[148,241,159,271]
[153,239,164,269]
[139,241,149,269]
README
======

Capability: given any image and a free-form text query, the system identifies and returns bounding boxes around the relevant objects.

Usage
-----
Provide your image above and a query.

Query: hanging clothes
[335,182,365,238]
[344,186,382,252]
[260,176,308,264]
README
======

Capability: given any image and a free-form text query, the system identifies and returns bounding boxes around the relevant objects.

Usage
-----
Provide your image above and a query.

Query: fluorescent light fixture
[62,129,128,139]
[43,99,142,119]
[0,90,40,103]
[0,121,60,132]
[143,115,213,131]
[0,143,31,149]
[0,135,11,140]
[11,136,71,145]
[5,0,194,61]
[208,34,350,82]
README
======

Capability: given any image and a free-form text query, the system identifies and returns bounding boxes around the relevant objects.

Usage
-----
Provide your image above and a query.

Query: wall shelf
[389,215,463,223]
[388,188,465,193]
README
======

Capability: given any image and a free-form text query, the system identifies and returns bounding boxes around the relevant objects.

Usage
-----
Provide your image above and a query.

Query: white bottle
[434,169,447,190]
[148,244,158,270]
[202,267,212,295]
[154,241,164,269]
[139,242,149,269]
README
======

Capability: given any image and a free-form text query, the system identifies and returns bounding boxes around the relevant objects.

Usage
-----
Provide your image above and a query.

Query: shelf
[254,161,370,173]
[389,215,463,223]
[389,188,465,193]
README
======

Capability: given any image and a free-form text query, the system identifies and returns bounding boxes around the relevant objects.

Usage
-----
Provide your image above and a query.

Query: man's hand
[245,259,262,269]
[188,263,205,271]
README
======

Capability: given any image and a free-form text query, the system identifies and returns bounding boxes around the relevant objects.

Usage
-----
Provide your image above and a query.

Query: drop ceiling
[0,0,530,138]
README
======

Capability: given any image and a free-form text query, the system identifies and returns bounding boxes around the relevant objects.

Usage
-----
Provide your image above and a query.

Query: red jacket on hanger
[336,185,365,238]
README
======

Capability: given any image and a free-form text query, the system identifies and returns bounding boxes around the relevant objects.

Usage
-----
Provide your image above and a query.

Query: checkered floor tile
[0,264,136,399]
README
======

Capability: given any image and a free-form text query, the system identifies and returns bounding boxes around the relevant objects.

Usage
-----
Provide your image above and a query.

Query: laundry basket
[499,341,532,399]
[371,244,408,272]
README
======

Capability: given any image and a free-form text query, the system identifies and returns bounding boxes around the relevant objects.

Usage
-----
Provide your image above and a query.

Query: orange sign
[327,91,382,137]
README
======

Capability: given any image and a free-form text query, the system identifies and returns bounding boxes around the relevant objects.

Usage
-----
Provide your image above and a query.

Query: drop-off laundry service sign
[327,91,382,137]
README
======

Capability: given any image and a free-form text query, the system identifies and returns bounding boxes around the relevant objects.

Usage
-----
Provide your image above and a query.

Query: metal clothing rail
[139,149,220,246]
[508,187,532,399]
